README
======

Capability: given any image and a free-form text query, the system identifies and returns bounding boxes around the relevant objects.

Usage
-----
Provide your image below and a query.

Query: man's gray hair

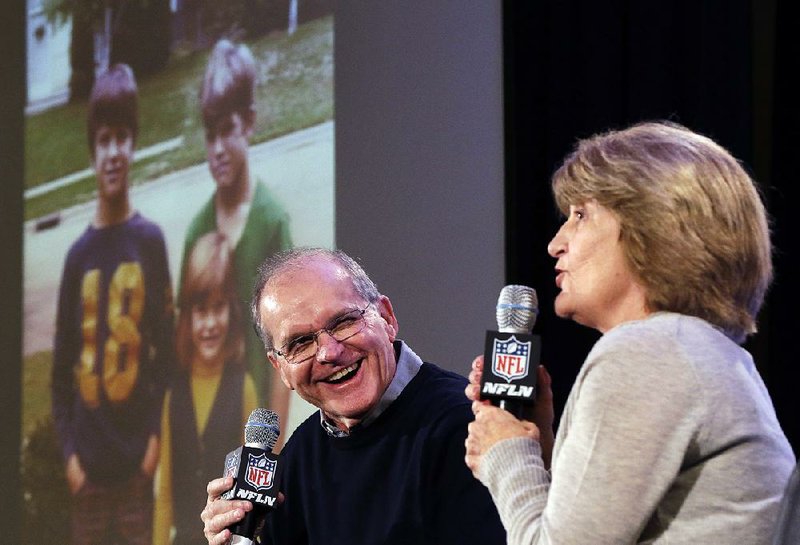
[250,247,381,351]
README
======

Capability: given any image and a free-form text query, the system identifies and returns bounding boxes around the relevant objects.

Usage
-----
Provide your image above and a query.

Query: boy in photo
[51,64,174,545]
[180,39,292,427]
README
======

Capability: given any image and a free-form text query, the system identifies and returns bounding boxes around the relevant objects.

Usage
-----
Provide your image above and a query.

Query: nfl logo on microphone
[245,452,276,490]
[481,330,540,402]
[492,335,531,382]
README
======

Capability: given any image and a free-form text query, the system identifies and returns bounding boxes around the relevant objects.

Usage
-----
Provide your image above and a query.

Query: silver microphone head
[496,285,539,334]
[244,408,280,450]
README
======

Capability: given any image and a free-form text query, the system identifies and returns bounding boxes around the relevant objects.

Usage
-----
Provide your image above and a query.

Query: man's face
[93,124,134,204]
[204,112,252,195]
[260,258,399,430]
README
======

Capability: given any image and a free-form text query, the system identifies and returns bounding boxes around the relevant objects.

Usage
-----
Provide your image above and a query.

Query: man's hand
[201,476,252,545]
[65,454,86,495]
[140,434,159,478]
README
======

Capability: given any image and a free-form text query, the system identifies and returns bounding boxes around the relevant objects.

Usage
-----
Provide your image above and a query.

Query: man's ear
[268,352,293,390]
[377,295,399,342]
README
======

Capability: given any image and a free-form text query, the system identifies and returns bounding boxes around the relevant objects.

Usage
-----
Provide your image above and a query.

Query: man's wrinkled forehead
[261,258,357,314]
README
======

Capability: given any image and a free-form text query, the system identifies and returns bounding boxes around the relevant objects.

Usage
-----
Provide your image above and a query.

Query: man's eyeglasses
[273,305,370,365]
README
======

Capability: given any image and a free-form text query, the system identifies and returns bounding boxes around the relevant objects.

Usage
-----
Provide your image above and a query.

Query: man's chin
[323,403,371,425]
[101,184,128,202]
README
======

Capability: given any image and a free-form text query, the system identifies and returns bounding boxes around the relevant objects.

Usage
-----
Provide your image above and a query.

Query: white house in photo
[26,0,72,114]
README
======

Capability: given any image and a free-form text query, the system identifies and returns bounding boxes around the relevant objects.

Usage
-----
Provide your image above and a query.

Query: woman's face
[547,200,648,332]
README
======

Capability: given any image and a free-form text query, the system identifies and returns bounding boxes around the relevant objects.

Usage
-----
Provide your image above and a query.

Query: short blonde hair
[176,232,244,368]
[552,121,771,343]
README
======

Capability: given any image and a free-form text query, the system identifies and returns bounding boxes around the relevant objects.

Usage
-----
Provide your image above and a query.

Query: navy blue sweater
[262,362,506,545]
[51,212,173,482]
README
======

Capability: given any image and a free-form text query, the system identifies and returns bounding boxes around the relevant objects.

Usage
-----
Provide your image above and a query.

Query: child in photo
[51,63,174,545]
[154,231,258,545]
[179,39,292,428]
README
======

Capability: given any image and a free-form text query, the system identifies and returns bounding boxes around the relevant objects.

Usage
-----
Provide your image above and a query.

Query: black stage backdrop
[0,1,25,541]
[503,0,798,453]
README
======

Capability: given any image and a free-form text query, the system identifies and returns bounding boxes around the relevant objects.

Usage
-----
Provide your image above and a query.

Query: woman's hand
[464,356,555,473]
[466,401,539,477]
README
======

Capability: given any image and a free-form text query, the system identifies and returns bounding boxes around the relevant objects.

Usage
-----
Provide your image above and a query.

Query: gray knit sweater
[478,312,795,544]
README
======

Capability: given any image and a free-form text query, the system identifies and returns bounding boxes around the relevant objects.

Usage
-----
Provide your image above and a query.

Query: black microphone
[221,408,284,545]
[480,285,541,419]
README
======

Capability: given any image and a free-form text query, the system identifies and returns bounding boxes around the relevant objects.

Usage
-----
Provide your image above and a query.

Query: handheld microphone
[480,285,541,419]
[222,408,284,545]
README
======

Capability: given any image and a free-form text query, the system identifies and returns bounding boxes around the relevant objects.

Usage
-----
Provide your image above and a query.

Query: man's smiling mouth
[323,360,362,384]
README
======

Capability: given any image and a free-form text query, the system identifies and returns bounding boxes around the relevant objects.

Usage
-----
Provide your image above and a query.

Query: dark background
[503,0,798,455]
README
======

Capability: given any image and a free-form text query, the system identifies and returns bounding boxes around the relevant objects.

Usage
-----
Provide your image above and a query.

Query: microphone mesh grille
[244,408,280,450]
[496,285,539,333]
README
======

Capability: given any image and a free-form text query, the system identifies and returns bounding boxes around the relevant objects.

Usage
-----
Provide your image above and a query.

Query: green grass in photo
[24,15,333,221]
[22,350,53,441]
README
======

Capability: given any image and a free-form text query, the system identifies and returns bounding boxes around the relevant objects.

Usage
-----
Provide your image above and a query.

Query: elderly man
[201,248,505,545]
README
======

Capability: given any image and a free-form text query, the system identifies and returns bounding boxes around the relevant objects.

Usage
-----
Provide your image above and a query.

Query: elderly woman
[465,122,795,544]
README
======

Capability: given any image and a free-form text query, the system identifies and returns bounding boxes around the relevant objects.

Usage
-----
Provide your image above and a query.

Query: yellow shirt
[152,369,258,545]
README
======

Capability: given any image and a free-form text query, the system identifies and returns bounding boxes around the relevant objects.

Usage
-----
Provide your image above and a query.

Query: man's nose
[212,135,225,155]
[315,331,343,363]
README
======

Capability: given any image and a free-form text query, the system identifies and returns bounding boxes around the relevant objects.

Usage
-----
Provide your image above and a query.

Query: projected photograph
[22,1,333,543]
